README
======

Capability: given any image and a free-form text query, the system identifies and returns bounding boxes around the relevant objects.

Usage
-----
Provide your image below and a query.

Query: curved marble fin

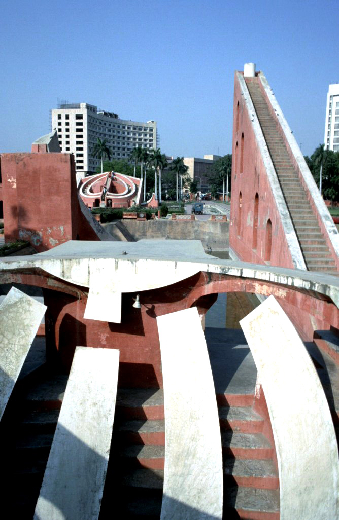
[157,307,223,520]
[240,295,339,520]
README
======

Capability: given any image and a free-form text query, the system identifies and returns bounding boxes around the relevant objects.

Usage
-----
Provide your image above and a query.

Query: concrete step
[303,250,332,259]
[20,409,59,434]
[222,431,274,459]
[219,405,264,433]
[302,245,332,253]
[307,264,337,272]
[223,458,279,490]
[299,239,328,246]
[291,216,318,223]
[224,486,280,520]
[23,371,68,411]
[304,257,335,266]
[116,388,164,420]
[297,231,325,239]
[120,445,165,470]
[116,419,165,445]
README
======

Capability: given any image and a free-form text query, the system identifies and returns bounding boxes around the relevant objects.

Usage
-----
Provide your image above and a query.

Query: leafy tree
[211,155,232,201]
[92,138,112,174]
[95,159,136,177]
[189,179,198,197]
[309,145,339,202]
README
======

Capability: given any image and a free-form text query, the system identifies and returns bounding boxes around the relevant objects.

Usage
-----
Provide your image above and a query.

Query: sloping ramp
[246,77,338,274]
[34,347,119,520]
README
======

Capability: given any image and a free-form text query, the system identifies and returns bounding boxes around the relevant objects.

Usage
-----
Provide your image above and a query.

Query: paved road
[185,203,230,221]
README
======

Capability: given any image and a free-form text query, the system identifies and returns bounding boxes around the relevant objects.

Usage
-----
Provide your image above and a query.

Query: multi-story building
[51,103,157,175]
[324,84,339,152]
[184,155,220,192]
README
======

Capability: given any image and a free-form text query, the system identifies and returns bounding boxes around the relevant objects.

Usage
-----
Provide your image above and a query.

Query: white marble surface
[0,287,46,420]
[240,296,339,520]
[34,347,119,520]
[1,240,339,324]
[157,307,223,519]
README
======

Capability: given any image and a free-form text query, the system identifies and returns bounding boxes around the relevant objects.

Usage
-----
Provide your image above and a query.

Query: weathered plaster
[0,241,339,324]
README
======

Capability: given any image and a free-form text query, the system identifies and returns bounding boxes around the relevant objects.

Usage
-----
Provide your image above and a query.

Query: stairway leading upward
[246,79,337,275]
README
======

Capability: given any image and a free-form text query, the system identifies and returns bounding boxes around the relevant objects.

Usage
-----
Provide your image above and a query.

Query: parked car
[192,203,203,215]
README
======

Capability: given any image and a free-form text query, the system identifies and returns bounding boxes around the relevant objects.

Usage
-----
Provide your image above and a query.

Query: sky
[1,0,338,158]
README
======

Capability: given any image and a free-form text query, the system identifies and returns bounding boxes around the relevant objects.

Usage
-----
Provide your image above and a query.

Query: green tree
[310,145,339,201]
[92,138,112,174]
[95,159,136,177]
[189,179,198,198]
[211,155,232,201]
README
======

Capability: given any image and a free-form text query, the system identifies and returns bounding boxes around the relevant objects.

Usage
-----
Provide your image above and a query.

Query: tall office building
[324,84,339,152]
[52,103,157,175]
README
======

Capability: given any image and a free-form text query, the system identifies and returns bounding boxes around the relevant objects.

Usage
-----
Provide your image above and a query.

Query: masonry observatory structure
[0,64,338,519]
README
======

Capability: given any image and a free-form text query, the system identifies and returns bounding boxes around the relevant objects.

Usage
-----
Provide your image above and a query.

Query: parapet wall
[104,219,229,250]
[0,153,111,251]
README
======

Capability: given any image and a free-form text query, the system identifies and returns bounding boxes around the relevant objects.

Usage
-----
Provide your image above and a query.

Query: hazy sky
[1,0,337,158]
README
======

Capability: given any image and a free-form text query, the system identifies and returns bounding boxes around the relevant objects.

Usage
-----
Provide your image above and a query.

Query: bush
[160,204,168,217]
[100,209,123,222]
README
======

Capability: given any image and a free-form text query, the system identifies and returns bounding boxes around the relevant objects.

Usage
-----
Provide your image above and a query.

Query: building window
[58,114,61,120]
[66,141,70,145]
[66,147,70,151]
[76,141,83,145]
[65,115,69,120]
[76,147,83,151]
[76,114,83,120]
[76,122,83,127]
[76,153,83,157]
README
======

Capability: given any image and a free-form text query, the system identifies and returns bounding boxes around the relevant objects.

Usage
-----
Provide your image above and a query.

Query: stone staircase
[3,325,339,519]
[0,341,280,520]
[99,384,280,520]
[246,79,337,274]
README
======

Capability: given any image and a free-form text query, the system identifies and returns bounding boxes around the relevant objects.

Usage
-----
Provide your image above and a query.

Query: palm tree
[142,149,151,200]
[150,149,167,203]
[129,147,140,177]
[140,148,149,193]
[171,157,187,201]
[92,138,112,174]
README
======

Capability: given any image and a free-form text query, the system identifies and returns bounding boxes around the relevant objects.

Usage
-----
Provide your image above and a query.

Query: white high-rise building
[51,103,157,175]
[324,84,339,152]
